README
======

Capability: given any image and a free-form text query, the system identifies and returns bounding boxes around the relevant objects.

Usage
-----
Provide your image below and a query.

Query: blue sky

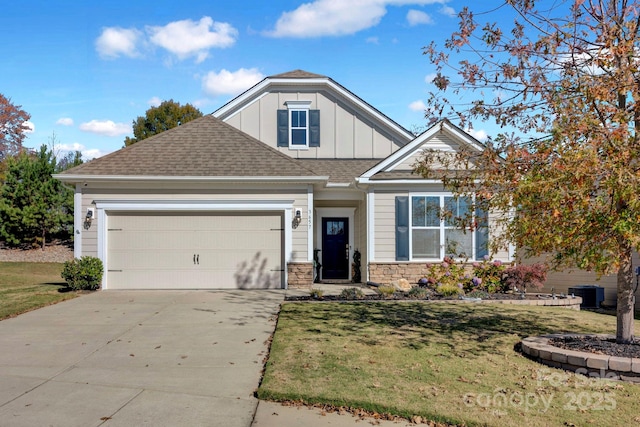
[3,0,490,159]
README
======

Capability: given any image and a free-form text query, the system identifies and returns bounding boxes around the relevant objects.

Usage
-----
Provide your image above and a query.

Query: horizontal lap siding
[374,192,400,261]
[80,188,309,262]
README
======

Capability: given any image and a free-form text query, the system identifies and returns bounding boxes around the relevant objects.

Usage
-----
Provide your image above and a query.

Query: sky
[2,0,493,160]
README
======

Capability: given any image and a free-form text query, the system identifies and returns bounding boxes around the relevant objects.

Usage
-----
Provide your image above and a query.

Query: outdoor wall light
[84,208,94,230]
[293,208,302,229]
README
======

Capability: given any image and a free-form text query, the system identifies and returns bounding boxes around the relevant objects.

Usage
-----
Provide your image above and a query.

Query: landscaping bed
[550,335,640,358]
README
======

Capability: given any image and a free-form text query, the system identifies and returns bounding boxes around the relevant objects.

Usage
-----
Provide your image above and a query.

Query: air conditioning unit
[568,285,604,309]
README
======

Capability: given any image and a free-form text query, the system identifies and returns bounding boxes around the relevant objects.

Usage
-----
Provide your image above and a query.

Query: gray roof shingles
[59,115,321,178]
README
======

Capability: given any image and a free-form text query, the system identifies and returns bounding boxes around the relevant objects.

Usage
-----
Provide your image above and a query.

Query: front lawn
[259,302,640,427]
[0,262,76,320]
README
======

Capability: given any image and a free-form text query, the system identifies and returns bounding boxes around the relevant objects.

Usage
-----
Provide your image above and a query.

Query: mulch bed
[285,291,559,302]
[550,335,640,359]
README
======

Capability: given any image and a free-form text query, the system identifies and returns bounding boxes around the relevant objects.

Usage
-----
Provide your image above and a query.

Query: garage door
[106,212,284,289]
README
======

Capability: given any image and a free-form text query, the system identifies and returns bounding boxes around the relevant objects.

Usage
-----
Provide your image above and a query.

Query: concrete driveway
[0,290,283,427]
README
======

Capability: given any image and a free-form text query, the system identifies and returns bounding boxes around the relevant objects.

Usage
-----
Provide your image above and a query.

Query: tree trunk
[616,247,635,344]
[41,228,46,251]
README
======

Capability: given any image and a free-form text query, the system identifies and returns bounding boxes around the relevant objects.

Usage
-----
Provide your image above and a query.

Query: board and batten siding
[79,187,309,262]
[224,91,402,159]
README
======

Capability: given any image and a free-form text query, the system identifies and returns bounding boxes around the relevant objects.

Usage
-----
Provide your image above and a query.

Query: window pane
[291,111,299,127]
[445,229,472,258]
[298,111,306,127]
[412,229,440,258]
[444,196,471,226]
[291,129,306,145]
[475,207,489,259]
[412,197,426,227]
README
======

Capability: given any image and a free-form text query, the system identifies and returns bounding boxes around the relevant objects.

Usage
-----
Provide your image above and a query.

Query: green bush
[377,285,396,299]
[407,286,431,299]
[436,283,464,297]
[339,287,365,300]
[309,288,324,299]
[470,257,507,293]
[424,256,471,290]
[61,256,104,290]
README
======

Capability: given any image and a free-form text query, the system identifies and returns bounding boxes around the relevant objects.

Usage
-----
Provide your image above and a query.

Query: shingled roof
[299,159,382,183]
[58,115,321,178]
[269,70,327,79]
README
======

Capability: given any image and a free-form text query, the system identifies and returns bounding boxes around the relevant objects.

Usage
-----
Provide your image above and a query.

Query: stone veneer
[287,262,314,289]
[521,334,640,383]
[369,262,432,284]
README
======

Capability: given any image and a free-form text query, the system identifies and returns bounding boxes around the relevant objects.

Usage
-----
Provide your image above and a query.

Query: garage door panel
[106,212,284,290]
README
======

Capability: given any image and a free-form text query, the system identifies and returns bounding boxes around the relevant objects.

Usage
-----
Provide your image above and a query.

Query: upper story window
[277,101,320,149]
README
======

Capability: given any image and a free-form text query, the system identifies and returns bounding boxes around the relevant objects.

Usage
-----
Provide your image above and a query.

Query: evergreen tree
[0,145,78,249]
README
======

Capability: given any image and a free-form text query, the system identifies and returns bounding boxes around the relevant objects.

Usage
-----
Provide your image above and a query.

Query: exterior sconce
[293,208,302,229]
[84,208,94,230]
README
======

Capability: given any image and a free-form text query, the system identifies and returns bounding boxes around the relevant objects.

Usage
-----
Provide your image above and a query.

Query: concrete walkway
[0,290,282,427]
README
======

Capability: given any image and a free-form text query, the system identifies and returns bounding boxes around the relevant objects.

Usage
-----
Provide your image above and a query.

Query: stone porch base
[287,262,314,289]
[368,262,428,284]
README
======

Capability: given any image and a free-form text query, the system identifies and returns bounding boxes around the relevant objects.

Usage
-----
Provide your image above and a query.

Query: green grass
[0,262,77,320]
[259,302,640,427]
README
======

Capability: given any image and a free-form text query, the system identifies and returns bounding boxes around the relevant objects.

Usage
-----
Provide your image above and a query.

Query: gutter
[53,174,330,184]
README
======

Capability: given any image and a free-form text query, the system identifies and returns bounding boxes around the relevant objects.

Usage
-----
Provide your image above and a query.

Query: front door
[322,217,349,280]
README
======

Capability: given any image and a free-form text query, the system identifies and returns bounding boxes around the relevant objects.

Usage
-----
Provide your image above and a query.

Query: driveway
[0,290,283,427]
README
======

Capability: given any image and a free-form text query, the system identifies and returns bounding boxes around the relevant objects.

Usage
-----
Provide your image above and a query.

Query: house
[54,70,513,290]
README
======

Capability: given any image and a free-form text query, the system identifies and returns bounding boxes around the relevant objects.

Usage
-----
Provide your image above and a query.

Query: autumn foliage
[0,94,30,160]
[417,1,640,342]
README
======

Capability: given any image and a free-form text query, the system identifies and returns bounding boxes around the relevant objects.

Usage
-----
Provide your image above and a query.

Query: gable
[358,119,485,183]
[213,71,414,160]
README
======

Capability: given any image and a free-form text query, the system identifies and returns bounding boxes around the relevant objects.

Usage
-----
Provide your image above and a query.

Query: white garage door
[106,212,284,289]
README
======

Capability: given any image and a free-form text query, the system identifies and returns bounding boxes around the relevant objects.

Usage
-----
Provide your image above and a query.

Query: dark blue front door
[322,218,349,280]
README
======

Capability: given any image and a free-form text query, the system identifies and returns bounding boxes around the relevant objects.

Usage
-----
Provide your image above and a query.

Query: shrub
[339,287,365,300]
[471,257,507,293]
[309,288,324,299]
[436,283,464,297]
[377,285,396,298]
[407,286,431,299]
[61,256,104,291]
[424,256,471,291]
[502,263,547,292]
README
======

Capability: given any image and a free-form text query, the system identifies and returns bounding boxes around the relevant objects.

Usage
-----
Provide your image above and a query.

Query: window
[277,103,320,149]
[410,195,488,260]
[290,109,308,146]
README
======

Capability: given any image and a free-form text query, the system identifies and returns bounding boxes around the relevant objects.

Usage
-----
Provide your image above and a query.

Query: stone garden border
[521,334,640,383]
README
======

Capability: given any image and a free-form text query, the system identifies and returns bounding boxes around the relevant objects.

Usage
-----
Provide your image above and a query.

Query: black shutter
[309,110,320,147]
[395,196,410,261]
[277,110,288,147]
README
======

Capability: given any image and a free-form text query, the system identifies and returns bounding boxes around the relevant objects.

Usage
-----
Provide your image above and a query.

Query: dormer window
[277,101,320,149]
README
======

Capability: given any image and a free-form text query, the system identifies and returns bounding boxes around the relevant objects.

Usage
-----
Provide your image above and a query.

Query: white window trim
[285,101,311,150]
[409,193,481,262]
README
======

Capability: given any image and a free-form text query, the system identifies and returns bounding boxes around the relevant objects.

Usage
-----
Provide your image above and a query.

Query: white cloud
[23,120,35,133]
[407,9,433,26]
[95,27,142,59]
[366,36,379,44]
[409,100,427,111]
[202,68,265,97]
[147,16,238,63]
[424,72,438,84]
[439,5,456,17]
[147,96,162,107]
[56,117,74,126]
[79,120,130,137]
[267,0,447,38]
[467,127,488,141]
